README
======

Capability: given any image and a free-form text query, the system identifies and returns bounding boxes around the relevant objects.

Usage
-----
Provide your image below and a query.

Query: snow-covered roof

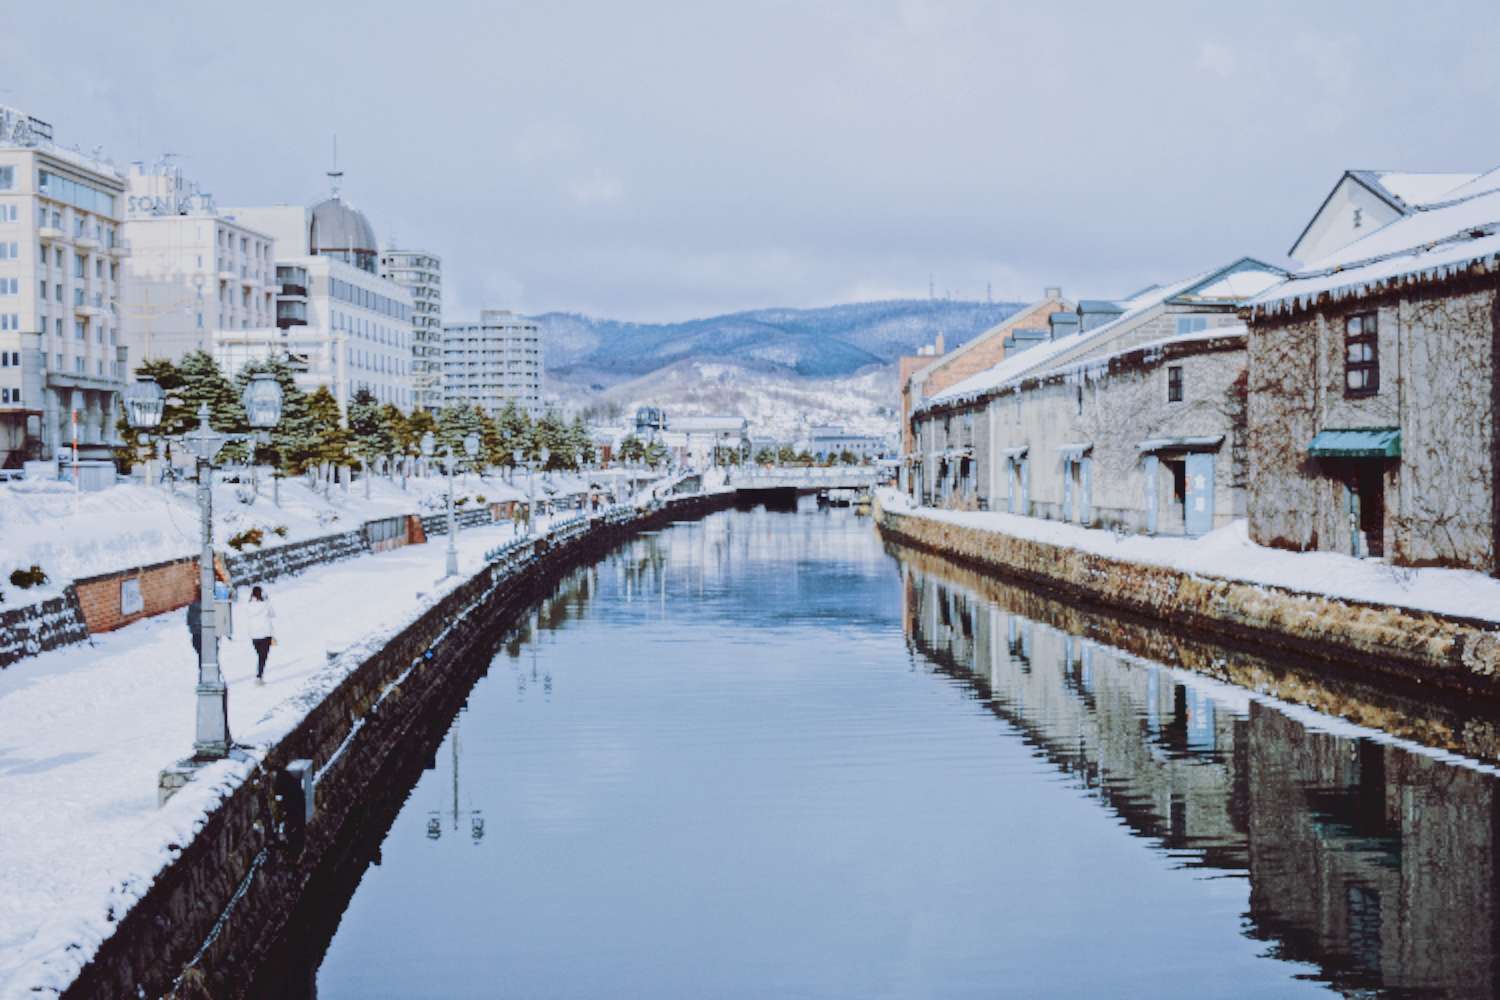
[909,295,1069,386]
[1040,322,1247,385]
[916,271,1223,415]
[1351,170,1483,210]
[914,259,1286,418]
[1252,185,1500,314]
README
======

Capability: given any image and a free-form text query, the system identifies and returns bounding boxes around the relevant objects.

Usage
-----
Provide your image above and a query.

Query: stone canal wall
[62,493,733,1000]
[877,504,1500,697]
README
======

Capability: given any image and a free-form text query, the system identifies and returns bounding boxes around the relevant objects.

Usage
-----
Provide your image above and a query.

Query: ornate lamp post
[124,372,282,765]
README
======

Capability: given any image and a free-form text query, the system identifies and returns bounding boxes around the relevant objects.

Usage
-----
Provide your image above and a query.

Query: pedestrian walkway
[0,517,549,999]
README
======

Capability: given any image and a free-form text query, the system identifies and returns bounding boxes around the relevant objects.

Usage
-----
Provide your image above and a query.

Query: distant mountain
[529,299,1023,442]
[532,299,1022,385]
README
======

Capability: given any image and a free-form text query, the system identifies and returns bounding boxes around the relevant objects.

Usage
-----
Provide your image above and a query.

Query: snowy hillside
[566,360,898,441]
[536,299,1021,384]
[537,299,1019,439]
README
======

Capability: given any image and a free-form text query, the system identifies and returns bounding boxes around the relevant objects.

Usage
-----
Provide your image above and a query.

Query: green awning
[1307,427,1401,458]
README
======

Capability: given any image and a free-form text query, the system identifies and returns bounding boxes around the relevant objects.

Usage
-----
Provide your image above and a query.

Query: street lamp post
[511,446,550,535]
[124,372,283,765]
[423,431,480,577]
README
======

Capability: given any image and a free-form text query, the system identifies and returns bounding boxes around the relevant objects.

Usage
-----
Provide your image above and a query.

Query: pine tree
[304,387,349,481]
[348,388,393,469]
[566,414,594,468]
[495,401,530,472]
[177,351,244,432]
[532,409,567,468]
[643,438,668,469]
[406,408,438,461]
[377,403,410,474]
[619,434,645,464]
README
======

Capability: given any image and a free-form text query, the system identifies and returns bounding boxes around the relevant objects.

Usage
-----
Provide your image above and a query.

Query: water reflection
[905,562,1500,997]
[256,504,1500,999]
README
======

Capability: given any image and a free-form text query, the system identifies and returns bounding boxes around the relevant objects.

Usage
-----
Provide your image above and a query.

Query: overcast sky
[5,1,1498,322]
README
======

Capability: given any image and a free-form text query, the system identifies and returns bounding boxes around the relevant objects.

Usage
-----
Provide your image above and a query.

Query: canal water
[272,502,1500,998]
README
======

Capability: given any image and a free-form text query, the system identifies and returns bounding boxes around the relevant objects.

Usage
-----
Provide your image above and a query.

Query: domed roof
[308,195,377,255]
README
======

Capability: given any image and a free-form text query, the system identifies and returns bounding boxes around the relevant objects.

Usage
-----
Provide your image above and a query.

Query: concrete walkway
[0,517,551,998]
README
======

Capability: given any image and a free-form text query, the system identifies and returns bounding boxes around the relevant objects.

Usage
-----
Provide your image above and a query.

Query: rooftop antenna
[928,273,935,302]
[328,133,343,198]
[987,281,993,305]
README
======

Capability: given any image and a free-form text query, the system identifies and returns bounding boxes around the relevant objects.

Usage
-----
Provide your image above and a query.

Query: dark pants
[252,637,272,677]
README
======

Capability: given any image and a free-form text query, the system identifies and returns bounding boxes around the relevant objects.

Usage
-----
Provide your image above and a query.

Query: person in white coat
[243,585,276,681]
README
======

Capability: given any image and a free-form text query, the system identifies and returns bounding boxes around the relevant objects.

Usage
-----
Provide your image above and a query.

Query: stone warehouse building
[1245,169,1500,573]
[899,289,1072,461]
[910,258,1286,535]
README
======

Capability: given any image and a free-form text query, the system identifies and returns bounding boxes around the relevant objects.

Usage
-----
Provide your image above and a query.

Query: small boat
[826,488,857,507]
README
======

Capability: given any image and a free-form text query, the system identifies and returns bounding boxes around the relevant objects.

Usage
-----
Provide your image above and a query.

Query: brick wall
[920,299,1071,400]
[72,555,226,634]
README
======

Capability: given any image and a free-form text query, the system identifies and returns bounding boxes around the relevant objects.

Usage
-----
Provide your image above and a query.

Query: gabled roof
[917,258,1284,417]
[1350,170,1483,211]
[909,294,1071,387]
[1289,170,1485,259]
[1251,185,1500,315]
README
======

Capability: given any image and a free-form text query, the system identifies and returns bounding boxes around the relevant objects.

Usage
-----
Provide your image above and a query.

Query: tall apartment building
[221,182,415,410]
[121,161,276,364]
[379,248,442,413]
[0,106,128,467]
[442,309,543,417]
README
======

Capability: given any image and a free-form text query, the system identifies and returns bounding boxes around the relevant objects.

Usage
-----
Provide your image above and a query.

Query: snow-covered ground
[0,513,572,998]
[879,488,1500,624]
[0,469,614,607]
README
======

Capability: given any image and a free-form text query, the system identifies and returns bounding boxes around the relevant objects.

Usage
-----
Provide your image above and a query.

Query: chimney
[935,332,945,355]
[1048,312,1080,341]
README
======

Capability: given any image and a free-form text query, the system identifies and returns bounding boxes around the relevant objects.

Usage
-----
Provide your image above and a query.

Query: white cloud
[1194,41,1237,79]
[567,171,624,208]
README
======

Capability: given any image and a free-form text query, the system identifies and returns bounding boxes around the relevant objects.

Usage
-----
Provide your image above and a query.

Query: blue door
[1080,456,1092,525]
[1185,452,1215,536]
[1143,455,1158,534]
[1062,459,1074,522]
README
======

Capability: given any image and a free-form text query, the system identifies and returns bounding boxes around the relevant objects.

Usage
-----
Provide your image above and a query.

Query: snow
[1252,185,1500,314]
[0,469,613,608]
[1364,170,1483,207]
[916,278,1202,413]
[880,489,1500,624]
[1042,323,1246,386]
[0,512,579,999]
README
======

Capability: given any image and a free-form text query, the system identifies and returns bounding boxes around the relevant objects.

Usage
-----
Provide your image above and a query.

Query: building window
[1345,311,1379,396]
[0,166,13,190]
[1176,316,1208,336]
[1167,365,1183,402]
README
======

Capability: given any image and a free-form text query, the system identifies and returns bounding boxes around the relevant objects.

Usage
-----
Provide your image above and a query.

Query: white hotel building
[222,187,415,411]
[0,106,128,467]
[442,309,543,417]
[120,161,277,364]
[379,248,442,413]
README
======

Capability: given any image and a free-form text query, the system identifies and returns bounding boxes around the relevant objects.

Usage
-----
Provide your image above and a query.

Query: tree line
[117,351,597,482]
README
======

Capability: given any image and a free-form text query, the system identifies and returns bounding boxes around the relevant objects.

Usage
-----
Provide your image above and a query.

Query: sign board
[120,577,143,616]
